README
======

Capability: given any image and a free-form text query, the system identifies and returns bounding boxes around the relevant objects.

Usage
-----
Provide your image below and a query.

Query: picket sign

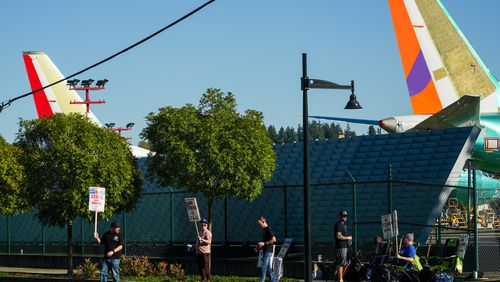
[89,187,106,233]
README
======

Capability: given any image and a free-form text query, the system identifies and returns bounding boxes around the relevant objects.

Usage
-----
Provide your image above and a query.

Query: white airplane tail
[22,51,102,125]
[22,51,150,158]
[388,0,499,115]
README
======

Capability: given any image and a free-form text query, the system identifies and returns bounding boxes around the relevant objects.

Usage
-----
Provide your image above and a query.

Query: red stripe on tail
[22,54,53,118]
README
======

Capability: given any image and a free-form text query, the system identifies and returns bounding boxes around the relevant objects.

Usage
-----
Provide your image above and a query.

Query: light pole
[67,79,108,115]
[105,122,135,141]
[300,53,362,281]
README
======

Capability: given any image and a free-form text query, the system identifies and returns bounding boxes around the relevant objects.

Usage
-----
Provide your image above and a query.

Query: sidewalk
[0,266,67,275]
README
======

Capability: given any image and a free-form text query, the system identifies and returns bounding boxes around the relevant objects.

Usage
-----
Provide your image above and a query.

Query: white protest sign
[89,187,106,212]
[257,250,263,268]
[277,238,293,258]
[393,210,399,237]
[381,214,393,239]
[272,257,283,281]
[184,198,201,222]
[457,234,469,260]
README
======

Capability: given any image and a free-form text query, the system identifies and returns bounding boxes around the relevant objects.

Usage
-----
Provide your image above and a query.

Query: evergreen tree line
[266,121,380,144]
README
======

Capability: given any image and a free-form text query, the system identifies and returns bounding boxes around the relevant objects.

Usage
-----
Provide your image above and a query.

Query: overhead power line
[0,0,216,113]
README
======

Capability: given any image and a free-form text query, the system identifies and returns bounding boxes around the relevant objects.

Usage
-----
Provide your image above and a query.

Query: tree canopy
[15,113,143,227]
[141,88,276,224]
[15,114,143,274]
[0,135,26,215]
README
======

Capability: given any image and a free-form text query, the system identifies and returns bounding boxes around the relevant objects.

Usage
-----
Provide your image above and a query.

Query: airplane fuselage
[380,113,500,175]
[471,113,500,175]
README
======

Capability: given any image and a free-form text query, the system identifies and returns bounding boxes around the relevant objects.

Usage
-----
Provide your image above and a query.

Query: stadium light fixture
[66,79,80,87]
[81,79,94,87]
[96,79,109,88]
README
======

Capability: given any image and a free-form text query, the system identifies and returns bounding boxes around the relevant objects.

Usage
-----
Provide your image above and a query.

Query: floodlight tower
[67,79,108,113]
[105,122,134,141]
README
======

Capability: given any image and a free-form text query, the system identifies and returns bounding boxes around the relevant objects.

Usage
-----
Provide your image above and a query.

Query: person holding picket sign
[196,219,212,282]
[94,222,124,282]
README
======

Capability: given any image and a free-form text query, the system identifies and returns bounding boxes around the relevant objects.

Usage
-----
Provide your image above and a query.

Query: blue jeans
[260,252,277,282]
[100,258,120,282]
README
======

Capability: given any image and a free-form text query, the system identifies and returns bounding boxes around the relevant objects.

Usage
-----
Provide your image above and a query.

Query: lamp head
[105,123,115,128]
[81,79,94,87]
[345,93,362,109]
[344,80,362,109]
[96,79,108,88]
[66,79,80,87]
[125,122,135,129]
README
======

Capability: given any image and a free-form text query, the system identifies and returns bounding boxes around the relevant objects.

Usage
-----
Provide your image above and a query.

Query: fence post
[224,196,228,245]
[123,212,127,255]
[388,163,393,214]
[42,224,46,255]
[467,160,472,236]
[347,170,357,253]
[437,216,442,250]
[6,216,11,254]
[472,169,479,279]
[170,191,174,251]
[81,217,84,256]
[284,186,288,238]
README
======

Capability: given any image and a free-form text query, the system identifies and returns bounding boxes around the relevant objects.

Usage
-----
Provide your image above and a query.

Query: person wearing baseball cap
[93,222,124,282]
[396,233,416,268]
[334,210,352,282]
[196,218,212,282]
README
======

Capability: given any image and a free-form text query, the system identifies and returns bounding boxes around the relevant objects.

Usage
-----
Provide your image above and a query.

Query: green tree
[277,126,286,143]
[141,88,276,228]
[368,125,377,136]
[284,126,297,143]
[267,125,278,143]
[15,114,142,275]
[297,124,303,141]
[345,123,356,137]
[138,140,151,150]
[0,136,26,215]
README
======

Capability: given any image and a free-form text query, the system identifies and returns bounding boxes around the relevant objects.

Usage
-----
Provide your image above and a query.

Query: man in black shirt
[257,216,277,282]
[334,210,352,282]
[94,222,124,282]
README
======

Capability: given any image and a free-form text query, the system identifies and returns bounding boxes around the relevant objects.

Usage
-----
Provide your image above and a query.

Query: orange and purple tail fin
[388,0,499,114]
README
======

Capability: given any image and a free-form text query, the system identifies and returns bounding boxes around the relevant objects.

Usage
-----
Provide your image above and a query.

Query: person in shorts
[334,210,352,282]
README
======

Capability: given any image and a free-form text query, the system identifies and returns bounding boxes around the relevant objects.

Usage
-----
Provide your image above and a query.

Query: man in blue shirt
[396,233,416,268]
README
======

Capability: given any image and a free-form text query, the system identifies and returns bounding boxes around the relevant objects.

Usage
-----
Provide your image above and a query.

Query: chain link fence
[1,170,499,274]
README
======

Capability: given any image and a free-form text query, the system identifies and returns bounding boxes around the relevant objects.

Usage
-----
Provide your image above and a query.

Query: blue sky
[1,0,499,144]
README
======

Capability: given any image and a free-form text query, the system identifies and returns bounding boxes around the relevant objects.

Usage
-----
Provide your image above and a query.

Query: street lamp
[300,53,361,282]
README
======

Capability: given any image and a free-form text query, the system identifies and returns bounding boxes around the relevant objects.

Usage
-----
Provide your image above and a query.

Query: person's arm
[199,231,212,245]
[396,254,414,263]
[397,246,415,262]
[336,232,352,241]
[106,235,124,257]
[265,235,276,245]
[114,234,124,252]
[93,232,101,244]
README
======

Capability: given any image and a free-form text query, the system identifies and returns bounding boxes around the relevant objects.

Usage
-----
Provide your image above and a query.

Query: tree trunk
[67,222,73,276]
[207,198,213,231]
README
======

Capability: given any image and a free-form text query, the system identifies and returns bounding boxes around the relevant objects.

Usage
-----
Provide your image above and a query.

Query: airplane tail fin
[388,0,499,115]
[22,51,101,124]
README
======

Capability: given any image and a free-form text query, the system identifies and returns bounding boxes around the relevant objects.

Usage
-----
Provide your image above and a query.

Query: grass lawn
[0,273,301,281]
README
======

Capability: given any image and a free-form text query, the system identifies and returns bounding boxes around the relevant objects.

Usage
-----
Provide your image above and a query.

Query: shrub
[167,263,186,280]
[156,261,168,277]
[120,255,152,277]
[75,258,99,279]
